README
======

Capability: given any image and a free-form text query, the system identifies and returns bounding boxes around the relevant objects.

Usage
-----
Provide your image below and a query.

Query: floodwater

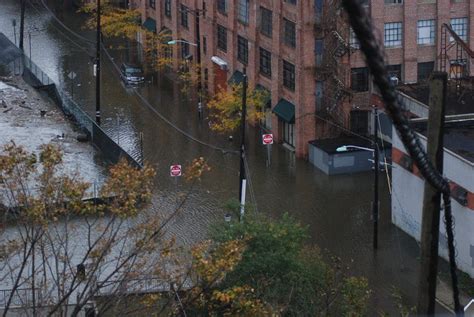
[0,0,435,314]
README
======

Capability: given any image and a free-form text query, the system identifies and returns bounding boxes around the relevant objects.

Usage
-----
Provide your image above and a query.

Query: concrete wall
[391,130,474,278]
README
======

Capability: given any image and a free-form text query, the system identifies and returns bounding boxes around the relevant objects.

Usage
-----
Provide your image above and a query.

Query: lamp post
[336,109,380,250]
[95,0,101,126]
[239,69,248,222]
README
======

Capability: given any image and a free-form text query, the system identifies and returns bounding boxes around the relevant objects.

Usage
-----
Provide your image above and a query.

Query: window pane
[283,18,296,48]
[283,60,295,90]
[384,22,402,47]
[417,20,435,45]
[217,25,227,51]
[259,47,272,77]
[238,0,250,24]
[351,67,369,92]
[260,7,272,37]
[237,36,248,64]
[450,17,468,41]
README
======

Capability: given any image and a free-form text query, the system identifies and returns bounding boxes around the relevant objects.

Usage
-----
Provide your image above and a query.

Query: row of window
[350,62,435,92]
[351,17,468,48]
[216,25,296,90]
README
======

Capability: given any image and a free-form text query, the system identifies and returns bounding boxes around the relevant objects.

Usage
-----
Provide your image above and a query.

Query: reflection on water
[0,0,427,313]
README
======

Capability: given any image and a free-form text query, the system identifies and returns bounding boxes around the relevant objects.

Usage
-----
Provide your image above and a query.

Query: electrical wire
[35,0,238,155]
[342,0,462,314]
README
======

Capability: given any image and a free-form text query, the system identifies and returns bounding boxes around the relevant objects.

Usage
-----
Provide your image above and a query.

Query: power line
[36,0,238,155]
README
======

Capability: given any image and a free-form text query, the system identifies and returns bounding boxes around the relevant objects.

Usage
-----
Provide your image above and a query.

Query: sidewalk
[0,74,105,185]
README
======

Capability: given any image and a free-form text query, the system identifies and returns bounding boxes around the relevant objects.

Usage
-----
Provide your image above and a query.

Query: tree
[210,213,372,316]
[207,84,269,133]
[0,141,177,316]
[81,1,175,74]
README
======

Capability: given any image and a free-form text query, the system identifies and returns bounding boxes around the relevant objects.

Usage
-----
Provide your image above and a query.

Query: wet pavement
[0,0,441,314]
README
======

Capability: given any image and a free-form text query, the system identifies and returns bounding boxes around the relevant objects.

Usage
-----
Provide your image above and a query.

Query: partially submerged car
[120,63,144,85]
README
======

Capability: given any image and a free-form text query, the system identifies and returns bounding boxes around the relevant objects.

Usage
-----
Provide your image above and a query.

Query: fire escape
[439,23,474,96]
[313,0,352,136]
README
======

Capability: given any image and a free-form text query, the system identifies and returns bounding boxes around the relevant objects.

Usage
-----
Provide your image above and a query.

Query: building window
[283,18,296,48]
[387,64,402,84]
[203,36,207,55]
[349,28,360,49]
[417,20,435,45]
[315,39,323,66]
[283,121,295,146]
[315,81,324,111]
[149,0,156,9]
[384,22,402,47]
[285,0,297,4]
[180,5,189,28]
[417,62,434,82]
[237,36,248,64]
[260,7,272,37]
[238,0,250,24]
[450,17,468,41]
[180,39,190,59]
[259,47,271,77]
[351,67,369,92]
[384,0,402,4]
[283,60,295,91]
[217,0,227,14]
[217,25,227,52]
[165,0,171,17]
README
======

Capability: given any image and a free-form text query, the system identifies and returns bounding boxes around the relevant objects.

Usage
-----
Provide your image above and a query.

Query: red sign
[170,165,182,177]
[262,134,274,145]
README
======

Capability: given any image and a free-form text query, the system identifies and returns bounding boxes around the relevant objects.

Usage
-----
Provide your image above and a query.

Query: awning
[228,70,244,85]
[255,84,271,108]
[142,18,157,33]
[272,99,295,123]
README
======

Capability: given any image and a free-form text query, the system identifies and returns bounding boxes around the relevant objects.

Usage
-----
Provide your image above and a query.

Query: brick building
[129,0,473,158]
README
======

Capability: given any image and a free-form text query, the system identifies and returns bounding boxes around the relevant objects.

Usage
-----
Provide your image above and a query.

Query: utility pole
[373,107,379,250]
[19,0,25,50]
[239,69,248,222]
[417,72,447,315]
[195,5,202,103]
[95,0,101,125]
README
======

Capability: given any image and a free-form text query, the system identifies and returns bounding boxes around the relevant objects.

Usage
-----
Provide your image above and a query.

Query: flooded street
[0,0,430,313]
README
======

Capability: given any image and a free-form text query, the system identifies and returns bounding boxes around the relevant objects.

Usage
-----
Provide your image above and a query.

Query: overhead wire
[343,0,462,313]
[35,0,238,156]
[243,155,259,214]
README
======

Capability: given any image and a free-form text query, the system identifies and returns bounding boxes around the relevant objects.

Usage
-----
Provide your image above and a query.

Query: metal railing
[0,288,42,308]
[21,54,142,168]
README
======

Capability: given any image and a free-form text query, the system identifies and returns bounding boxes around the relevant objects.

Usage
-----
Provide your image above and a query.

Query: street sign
[262,134,274,145]
[170,165,182,177]
[68,71,77,80]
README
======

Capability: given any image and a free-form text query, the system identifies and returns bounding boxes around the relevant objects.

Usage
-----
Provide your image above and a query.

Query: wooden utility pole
[19,0,26,51]
[417,72,448,315]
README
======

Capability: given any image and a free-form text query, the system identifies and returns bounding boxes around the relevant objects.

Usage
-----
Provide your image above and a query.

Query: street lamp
[336,145,374,152]
[167,39,198,47]
[337,108,380,250]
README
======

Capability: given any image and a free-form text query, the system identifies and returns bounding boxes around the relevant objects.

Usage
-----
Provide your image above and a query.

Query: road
[0,0,441,313]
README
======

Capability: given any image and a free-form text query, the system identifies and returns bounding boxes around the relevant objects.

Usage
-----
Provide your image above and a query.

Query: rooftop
[398,78,474,116]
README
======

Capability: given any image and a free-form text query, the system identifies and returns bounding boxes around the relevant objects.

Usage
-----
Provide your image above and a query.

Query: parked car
[120,63,144,85]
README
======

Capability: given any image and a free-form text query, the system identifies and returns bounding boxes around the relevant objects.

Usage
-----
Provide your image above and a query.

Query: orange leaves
[184,157,211,182]
[100,160,156,217]
[207,84,269,133]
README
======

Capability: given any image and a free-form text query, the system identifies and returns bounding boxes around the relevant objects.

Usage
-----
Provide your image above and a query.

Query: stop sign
[170,165,182,177]
[262,134,274,145]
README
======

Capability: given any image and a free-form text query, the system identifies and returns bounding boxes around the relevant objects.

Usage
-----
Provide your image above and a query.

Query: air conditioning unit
[389,75,399,86]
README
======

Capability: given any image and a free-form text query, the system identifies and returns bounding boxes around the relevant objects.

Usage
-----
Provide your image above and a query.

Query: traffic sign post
[262,134,273,167]
[170,165,182,177]
[262,134,274,145]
